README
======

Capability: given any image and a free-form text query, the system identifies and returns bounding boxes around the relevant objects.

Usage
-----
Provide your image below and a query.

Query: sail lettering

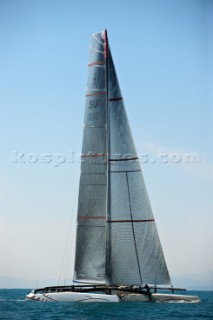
[88,112,99,121]
[89,99,101,109]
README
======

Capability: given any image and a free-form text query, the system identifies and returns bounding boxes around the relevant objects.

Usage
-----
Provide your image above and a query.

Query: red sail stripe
[88,61,105,67]
[107,219,155,223]
[109,97,123,101]
[86,92,106,97]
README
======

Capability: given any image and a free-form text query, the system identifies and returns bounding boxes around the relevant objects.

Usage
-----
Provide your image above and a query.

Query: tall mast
[104,29,111,285]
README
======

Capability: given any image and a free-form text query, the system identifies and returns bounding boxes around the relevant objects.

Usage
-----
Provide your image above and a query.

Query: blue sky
[0,0,212,285]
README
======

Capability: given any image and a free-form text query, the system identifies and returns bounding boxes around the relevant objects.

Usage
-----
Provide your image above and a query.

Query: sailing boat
[26,30,200,303]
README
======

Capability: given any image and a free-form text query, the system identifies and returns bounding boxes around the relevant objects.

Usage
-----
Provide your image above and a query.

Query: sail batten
[75,30,171,286]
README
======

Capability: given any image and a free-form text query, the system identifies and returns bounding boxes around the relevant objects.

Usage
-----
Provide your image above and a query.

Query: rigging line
[126,172,143,285]
[57,187,78,286]
[64,189,79,285]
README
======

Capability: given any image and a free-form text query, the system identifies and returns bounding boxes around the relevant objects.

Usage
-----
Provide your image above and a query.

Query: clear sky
[0,0,213,285]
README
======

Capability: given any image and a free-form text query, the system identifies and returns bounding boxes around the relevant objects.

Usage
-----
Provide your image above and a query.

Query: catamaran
[26,30,200,303]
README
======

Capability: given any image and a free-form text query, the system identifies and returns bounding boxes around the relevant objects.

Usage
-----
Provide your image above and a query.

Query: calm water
[0,289,212,320]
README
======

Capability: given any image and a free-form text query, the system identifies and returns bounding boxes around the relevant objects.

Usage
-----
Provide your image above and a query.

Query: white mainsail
[74,31,171,286]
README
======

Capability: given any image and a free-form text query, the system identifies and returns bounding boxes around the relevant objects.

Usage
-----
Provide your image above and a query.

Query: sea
[0,289,212,320]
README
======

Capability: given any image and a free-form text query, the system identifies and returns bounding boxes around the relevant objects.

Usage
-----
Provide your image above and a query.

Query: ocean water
[0,289,212,320]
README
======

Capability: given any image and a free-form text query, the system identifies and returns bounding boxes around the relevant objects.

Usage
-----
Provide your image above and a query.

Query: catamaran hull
[153,293,201,303]
[121,293,201,303]
[26,292,200,303]
[25,291,120,302]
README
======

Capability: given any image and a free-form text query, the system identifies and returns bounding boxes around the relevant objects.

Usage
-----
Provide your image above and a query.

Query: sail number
[88,111,99,121]
[88,98,102,121]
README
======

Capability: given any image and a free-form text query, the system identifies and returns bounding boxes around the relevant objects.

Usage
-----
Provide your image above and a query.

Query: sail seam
[79,216,105,220]
[126,172,143,285]
[81,184,106,186]
[88,61,105,66]
[87,88,106,91]
[84,125,106,128]
[78,225,105,227]
[109,157,138,162]
[81,153,107,158]
[110,170,141,173]
[81,172,106,175]
[86,92,106,97]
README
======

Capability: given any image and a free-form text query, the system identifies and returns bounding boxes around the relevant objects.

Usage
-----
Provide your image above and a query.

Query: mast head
[103,29,108,59]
